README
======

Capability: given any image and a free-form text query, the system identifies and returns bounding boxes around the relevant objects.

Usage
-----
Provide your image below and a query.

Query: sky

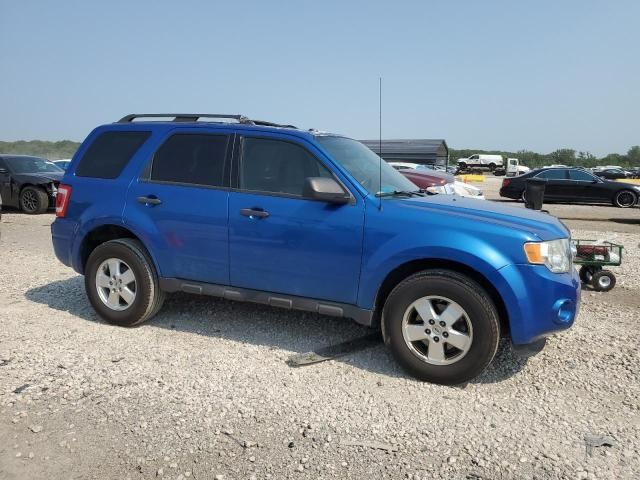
[1,0,638,156]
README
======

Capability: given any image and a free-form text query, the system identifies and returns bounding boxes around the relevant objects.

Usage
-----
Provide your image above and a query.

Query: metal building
[360,139,449,167]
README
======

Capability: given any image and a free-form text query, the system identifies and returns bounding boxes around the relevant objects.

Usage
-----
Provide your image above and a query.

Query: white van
[457,154,503,171]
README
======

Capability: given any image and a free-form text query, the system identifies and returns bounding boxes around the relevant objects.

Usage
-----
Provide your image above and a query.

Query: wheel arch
[373,258,510,337]
[78,223,159,276]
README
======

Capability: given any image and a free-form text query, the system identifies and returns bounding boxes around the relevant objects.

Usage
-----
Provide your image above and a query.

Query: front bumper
[497,263,581,345]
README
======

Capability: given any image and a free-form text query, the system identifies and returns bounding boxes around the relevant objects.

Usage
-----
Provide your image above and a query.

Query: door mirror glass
[303,177,350,204]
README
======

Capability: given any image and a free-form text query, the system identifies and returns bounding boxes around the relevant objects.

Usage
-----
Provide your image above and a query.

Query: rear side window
[76,131,150,179]
[538,169,567,180]
[240,137,332,196]
[150,134,229,187]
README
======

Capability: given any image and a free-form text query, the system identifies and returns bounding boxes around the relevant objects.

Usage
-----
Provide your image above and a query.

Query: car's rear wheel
[382,270,500,385]
[85,238,165,326]
[488,163,496,171]
[613,190,637,208]
[20,186,49,214]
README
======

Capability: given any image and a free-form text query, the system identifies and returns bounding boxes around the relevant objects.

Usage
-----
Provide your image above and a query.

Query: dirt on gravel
[1,210,639,480]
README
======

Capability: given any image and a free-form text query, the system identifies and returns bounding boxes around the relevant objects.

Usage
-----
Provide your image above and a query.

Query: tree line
[1,140,639,169]
[450,146,640,169]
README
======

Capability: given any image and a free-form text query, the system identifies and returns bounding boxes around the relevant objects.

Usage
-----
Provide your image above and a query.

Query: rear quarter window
[76,131,150,179]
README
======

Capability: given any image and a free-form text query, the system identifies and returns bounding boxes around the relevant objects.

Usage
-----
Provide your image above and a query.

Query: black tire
[520,190,527,203]
[20,186,49,214]
[579,265,599,284]
[85,238,165,326]
[488,163,496,171]
[382,270,500,385]
[458,162,467,171]
[613,190,637,208]
[591,270,616,292]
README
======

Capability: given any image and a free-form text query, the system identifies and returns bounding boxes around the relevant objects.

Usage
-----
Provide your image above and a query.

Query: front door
[124,131,232,284]
[228,135,365,304]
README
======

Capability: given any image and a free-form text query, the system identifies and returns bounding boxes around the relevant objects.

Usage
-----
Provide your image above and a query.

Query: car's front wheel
[85,238,165,326]
[613,190,637,208]
[382,270,500,385]
[20,186,49,214]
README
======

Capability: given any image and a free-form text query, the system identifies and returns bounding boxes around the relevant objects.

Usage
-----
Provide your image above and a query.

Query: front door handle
[240,208,269,219]
[137,195,162,206]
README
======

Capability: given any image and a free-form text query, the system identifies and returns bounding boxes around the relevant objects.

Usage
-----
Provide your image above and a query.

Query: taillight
[56,184,72,217]
[502,179,511,188]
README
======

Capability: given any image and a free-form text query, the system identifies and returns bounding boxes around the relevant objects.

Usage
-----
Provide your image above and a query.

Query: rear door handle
[240,208,269,219]
[137,195,162,206]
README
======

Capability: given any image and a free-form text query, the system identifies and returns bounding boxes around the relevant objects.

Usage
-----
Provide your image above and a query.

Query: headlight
[524,238,572,273]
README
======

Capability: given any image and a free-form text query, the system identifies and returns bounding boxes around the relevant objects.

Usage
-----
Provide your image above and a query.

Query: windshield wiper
[375,190,425,198]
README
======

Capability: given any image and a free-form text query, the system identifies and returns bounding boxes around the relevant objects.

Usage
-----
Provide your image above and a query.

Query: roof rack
[117,113,297,129]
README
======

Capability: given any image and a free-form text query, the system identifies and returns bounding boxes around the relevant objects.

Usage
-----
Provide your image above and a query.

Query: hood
[14,171,64,183]
[401,170,449,188]
[391,194,570,241]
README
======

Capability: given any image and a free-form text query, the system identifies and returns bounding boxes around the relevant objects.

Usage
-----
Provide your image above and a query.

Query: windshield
[5,156,64,174]
[317,136,418,195]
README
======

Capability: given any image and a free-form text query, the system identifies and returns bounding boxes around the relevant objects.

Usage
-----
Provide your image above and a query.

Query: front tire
[85,238,165,326]
[488,163,496,171]
[20,186,49,214]
[382,270,500,385]
[613,190,637,208]
[591,270,616,292]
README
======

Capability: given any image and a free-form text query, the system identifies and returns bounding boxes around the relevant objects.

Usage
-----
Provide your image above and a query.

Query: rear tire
[613,190,637,208]
[382,270,500,385]
[85,238,165,326]
[591,270,616,292]
[488,163,496,171]
[579,265,598,284]
[20,186,49,214]
[458,162,467,171]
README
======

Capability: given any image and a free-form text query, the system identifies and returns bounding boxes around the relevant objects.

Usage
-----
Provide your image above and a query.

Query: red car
[396,168,455,190]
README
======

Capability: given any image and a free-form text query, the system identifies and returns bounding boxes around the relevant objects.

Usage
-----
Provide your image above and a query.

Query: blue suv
[51,113,580,384]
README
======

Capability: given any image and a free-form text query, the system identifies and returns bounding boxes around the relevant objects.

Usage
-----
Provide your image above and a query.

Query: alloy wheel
[401,296,473,366]
[95,258,137,311]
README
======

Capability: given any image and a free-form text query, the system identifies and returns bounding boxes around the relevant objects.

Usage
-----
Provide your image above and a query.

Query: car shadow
[24,276,527,385]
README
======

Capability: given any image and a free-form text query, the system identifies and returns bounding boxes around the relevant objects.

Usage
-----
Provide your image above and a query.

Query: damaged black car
[0,155,64,214]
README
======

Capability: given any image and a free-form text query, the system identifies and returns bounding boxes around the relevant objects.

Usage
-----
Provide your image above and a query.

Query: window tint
[240,138,332,196]
[568,169,595,181]
[76,131,150,178]
[151,134,229,187]
[538,169,567,180]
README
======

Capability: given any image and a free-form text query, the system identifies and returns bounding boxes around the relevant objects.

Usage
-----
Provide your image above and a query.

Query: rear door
[227,134,365,304]
[124,130,232,284]
[0,158,12,206]
[536,169,570,199]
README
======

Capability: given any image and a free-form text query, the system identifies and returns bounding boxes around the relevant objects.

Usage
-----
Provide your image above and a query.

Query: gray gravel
[0,213,639,479]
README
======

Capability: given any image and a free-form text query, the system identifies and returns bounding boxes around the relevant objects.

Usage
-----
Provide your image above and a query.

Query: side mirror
[303,177,350,204]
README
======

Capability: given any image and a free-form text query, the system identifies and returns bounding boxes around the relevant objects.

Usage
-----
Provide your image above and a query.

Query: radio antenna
[378,76,383,211]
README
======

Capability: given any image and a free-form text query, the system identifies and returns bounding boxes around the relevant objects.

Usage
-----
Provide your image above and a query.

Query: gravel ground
[0,212,639,480]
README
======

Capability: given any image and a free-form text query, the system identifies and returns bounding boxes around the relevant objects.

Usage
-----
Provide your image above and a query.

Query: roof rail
[117,113,297,129]
[117,113,251,123]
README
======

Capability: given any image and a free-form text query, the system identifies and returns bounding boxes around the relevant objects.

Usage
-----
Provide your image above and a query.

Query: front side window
[568,169,596,181]
[4,156,64,174]
[240,137,332,196]
[317,136,417,195]
[151,134,229,187]
[76,131,150,179]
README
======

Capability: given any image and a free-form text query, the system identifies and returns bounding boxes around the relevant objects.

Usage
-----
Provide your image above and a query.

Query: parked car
[51,113,580,384]
[499,167,640,208]
[627,167,640,179]
[457,154,503,171]
[594,168,630,180]
[0,154,64,213]
[389,162,484,199]
[53,159,72,170]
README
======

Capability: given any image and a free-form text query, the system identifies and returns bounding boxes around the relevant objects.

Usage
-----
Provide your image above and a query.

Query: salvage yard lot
[1,201,639,479]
